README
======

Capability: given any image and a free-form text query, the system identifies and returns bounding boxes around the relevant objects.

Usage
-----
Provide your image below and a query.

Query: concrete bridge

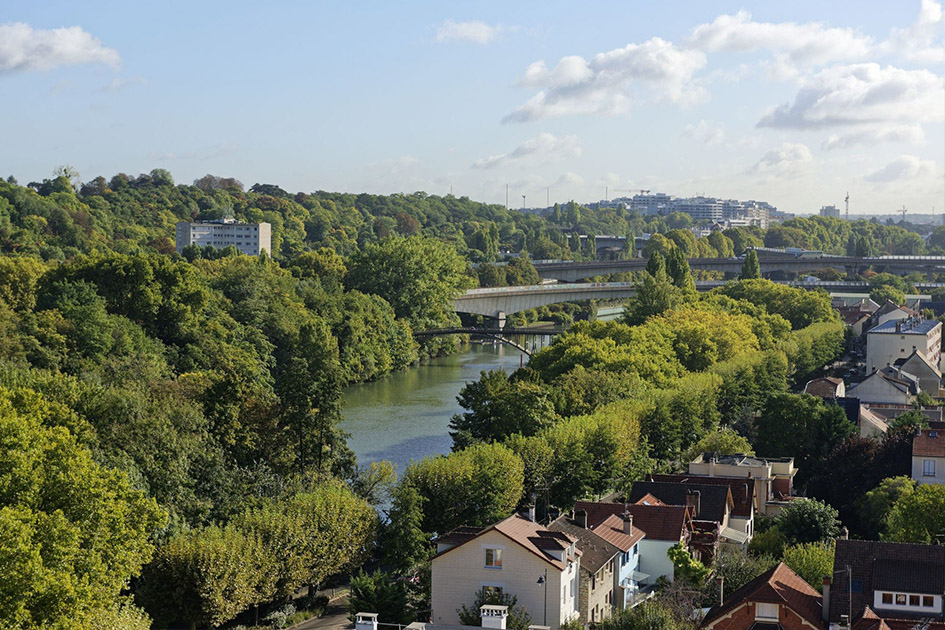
[454,280,945,321]
[533,255,945,282]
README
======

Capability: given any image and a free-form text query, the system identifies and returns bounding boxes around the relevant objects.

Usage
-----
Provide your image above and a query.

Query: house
[866,318,942,374]
[700,562,825,629]
[430,515,581,628]
[549,511,644,623]
[826,539,945,629]
[648,474,754,544]
[867,301,921,333]
[575,499,692,586]
[628,481,734,561]
[912,428,945,485]
[848,370,918,405]
[687,453,797,516]
[857,405,890,438]
[588,513,647,609]
[894,350,942,395]
[805,377,846,399]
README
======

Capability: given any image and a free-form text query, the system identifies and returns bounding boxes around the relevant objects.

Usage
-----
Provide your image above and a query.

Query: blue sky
[1,1,943,215]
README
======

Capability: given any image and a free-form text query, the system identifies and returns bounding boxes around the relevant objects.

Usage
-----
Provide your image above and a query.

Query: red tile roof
[574,500,690,542]
[590,514,645,551]
[433,514,579,570]
[914,428,945,457]
[701,563,825,629]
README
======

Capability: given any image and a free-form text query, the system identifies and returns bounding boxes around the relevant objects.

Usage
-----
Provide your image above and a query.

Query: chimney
[622,512,633,535]
[355,613,379,630]
[716,576,724,606]
[822,577,831,622]
[840,526,849,540]
[527,500,536,522]
[686,490,701,518]
[575,509,588,529]
[896,321,902,332]
[481,605,508,630]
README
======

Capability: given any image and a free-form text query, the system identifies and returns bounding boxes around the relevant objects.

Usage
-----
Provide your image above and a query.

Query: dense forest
[0,168,937,629]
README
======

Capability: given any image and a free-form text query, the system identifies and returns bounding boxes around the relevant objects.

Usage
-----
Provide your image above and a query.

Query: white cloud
[750,143,813,176]
[864,155,936,183]
[822,125,925,150]
[688,10,872,66]
[681,119,725,146]
[472,133,580,169]
[504,38,707,123]
[880,0,945,64]
[556,171,585,187]
[0,22,120,73]
[758,63,944,129]
[435,20,503,44]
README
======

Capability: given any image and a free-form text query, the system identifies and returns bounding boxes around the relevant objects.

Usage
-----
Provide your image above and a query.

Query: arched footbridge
[414,326,566,356]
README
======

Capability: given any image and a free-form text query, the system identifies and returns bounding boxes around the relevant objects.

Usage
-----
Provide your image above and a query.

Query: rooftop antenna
[844,192,849,220]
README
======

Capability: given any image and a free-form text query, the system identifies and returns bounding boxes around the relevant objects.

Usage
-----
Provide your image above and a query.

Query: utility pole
[522,195,526,210]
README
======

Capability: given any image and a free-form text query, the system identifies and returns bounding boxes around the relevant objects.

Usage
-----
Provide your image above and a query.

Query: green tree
[348,570,414,625]
[623,255,682,326]
[776,498,841,545]
[666,247,696,291]
[740,250,761,279]
[668,544,709,583]
[404,443,525,534]
[0,386,164,630]
[870,284,905,306]
[858,476,916,540]
[782,542,834,591]
[755,394,856,475]
[346,235,471,331]
[683,428,754,463]
[383,482,430,575]
[709,547,776,595]
[457,590,532,630]
[885,483,945,543]
[137,525,276,630]
[598,600,692,630]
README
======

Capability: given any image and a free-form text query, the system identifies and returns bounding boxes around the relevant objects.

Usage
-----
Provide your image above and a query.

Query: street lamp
[536,568,548,625]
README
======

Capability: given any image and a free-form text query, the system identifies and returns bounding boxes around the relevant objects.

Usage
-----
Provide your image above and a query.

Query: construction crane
[900,205,907,222]
[613,188,651,196]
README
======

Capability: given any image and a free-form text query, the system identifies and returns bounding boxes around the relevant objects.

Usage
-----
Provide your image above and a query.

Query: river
[339,342,527,477]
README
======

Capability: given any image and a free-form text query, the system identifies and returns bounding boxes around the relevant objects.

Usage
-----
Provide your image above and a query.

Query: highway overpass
[533,255,945,282]
[454,280,944,322]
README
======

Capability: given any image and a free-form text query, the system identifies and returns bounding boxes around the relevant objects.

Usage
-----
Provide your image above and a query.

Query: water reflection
[340,342,526,477]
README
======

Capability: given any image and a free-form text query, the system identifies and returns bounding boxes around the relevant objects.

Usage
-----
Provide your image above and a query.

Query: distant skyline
[1,1,943,215]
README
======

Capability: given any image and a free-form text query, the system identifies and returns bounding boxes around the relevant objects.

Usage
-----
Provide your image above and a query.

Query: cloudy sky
[1,1,943,214]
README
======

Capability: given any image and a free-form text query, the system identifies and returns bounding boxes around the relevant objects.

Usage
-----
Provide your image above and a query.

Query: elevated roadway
[533,255,945,282]
[454,280,945,320]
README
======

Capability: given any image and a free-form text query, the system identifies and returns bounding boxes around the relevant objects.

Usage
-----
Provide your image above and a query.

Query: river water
[339,343,527,477]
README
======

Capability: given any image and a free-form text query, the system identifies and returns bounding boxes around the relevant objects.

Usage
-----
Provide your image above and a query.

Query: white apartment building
[866,318,942,374]
[175,218,272,256]
[913,428,945,486]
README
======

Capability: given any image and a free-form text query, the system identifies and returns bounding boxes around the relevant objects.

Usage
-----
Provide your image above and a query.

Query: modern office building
[819,205,841,218]
[175,218,271,256]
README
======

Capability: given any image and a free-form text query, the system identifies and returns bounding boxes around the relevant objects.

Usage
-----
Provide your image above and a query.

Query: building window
[925,460,936,476]
[481,585,502,598]
[850,578,863,594]
[882,593,893,605]
[484,548,502,569]
[756,603,778,620]
[896,594,907,605]
[910,595,921,606]
[924,596,934,607]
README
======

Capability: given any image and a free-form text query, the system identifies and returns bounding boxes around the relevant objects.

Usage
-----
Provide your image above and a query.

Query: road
[292,596,351,630]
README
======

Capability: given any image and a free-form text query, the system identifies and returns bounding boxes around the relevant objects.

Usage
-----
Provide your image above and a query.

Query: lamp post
[537,568,548,625]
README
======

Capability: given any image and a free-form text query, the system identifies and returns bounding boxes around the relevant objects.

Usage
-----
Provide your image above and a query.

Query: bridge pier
[495,311,506,329]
